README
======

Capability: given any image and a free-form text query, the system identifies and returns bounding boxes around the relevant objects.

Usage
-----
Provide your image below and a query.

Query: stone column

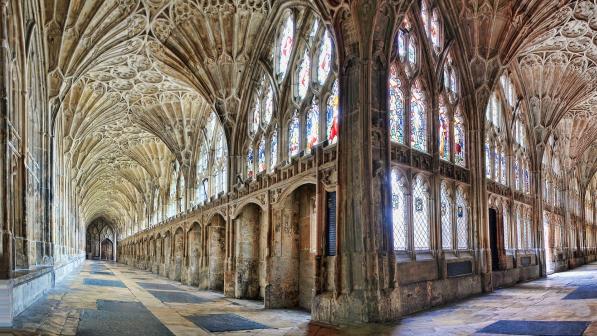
[0,0,11,280]
[311,0,404,324]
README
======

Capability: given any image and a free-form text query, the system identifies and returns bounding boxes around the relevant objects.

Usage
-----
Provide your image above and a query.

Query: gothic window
[326,80,339,144]
[306,101,319,150]
[441,181,453,250]
[195,141,209,205]
[288,113,300,157]
[388,64,405,144]
[503,204,510,250]
[454,107,466,167]
[212,125,227,196]
[500,149,507,185]
[250,98,260,136]
[516,207,523,249]
[263,85,273,126]
[514,158,520,191]
[317,30,333,85]
[270,130,278,171]
[410,81,427,152]
[413,175,431,250]
[391,168,408,251]
[420,1,442,53]
[277,15,294,79]
[456,187,469,250]
[247,148,254,179]
[296,50,311,101]
[258,137,266,173]
[438,98,450,161]
[166,162,178,218]
[485,141,492,178]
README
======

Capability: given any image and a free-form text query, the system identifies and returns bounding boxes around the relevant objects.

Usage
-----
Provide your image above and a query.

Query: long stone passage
[3,261,597,335]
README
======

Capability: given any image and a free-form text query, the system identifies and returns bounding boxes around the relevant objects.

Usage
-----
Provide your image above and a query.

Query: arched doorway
[101,239,114,261]
[86,218,117,261]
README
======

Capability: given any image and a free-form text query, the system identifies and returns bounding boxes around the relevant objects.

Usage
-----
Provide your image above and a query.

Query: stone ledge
[0,254,85,327]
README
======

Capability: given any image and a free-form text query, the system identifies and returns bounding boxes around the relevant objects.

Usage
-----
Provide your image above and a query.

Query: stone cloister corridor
[1,0,597,335]
[6,260,597,335]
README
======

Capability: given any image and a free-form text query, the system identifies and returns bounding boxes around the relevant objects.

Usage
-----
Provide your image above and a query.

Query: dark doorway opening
[488,208,499,271]
[101,239,114,261]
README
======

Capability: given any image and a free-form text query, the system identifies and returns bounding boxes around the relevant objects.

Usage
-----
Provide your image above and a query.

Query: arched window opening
[391,169,408,251]
[413,175,430,250]
[276,15,294,79]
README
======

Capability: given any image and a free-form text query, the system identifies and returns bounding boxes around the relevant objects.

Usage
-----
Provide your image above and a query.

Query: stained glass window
[523,165,530,192]
[326,80,339,144]
[500,150,507,185]
[213,126,227,195]
[247,148,254,179]
[410,81,427,152]
[493,145,499,182]
[167,167,178,218]
[485,142,491,178]
[391,169,408,251]
[277,15,294,79]
[306,102,319,150]
[421,1,429,36]
[503,205,510,249]
[288,114,300,157]
[270,130,278,171]
[263,84,273,126]
[388,64,404,143]
[456,187,469,250]
[430,9,441,52]
[250,98,260,136]
[438,98,450,161]
[408,38,417,67]
[413,175,430,250]
[195,142,209,204]
[297,50,311,101]
[258,137,266,173]
[398,29,407,61]
[317,30,332,85]
[454,107,465,166]
[441,181,453,250]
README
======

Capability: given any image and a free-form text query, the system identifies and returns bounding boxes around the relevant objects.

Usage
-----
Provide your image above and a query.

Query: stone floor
[1,261,596,335]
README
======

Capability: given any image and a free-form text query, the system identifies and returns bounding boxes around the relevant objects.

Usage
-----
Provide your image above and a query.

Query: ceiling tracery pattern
[40,0,597,233]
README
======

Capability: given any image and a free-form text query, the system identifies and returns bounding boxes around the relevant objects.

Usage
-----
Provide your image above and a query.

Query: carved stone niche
[439,161,455,179]
[454,166,470,184]
[412,150,433,172]
[391,143,410,165]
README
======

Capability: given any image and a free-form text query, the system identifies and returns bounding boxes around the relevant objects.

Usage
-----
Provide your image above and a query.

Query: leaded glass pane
[317,30,332,85]
[456,187,469,250]
[410,82,427,152]
[297,50,311,101]
[250,98,260,136]
[431,9,441,51]
[388,64,404,143]
[398,29,407,61]
[514,158,520,190]
[258,137,266,173]
[413,176,430,250]
[454,107,465,167]
[270,130,278,171]
[408,38,417,67]
[306,102,319,150]
[438,99,450,161]
[441,182,453,250]
[247,148,254,179]
[326,80,339,144]
[503,206,510,250]
[277,16,294,79]
[391,169,408,251]
[263,85,273,126]
[500,151,507,185]
[288,114,300,157]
